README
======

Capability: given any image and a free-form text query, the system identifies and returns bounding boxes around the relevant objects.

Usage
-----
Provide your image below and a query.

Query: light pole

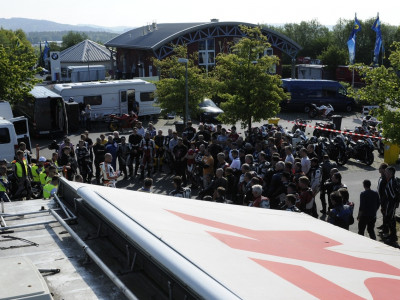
[178,58,189,126]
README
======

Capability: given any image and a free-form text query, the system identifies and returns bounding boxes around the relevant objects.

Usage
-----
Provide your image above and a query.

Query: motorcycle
[308,104,334,119]
[291,119,308,133]
[324,135,348,166]
[106,113,138,132]
[312,121,336,139]
[343,137,375,166]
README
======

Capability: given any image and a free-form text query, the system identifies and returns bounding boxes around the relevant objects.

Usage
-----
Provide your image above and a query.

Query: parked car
[280,79,356,113]
[39,68,49,76]
[198,98,224,122]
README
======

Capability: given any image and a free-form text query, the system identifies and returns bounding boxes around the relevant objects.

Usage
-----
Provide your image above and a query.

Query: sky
[2,0,400,28]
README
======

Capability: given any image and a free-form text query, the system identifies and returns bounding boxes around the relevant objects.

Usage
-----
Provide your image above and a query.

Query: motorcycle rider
[139,132,155,179]
[154,129,166,172]
[93,138,106,184]
[128,127,143,177]
[319,155,337,214]
[76,140,92,183]
[117,136,131,180]
[100,153,119,188]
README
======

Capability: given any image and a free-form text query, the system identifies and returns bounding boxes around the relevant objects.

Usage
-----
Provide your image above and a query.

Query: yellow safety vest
[12,159,28,178]
[43,183,58,199]
[31,164,43,182]
[39,173,51,186]
[0,175,7,192]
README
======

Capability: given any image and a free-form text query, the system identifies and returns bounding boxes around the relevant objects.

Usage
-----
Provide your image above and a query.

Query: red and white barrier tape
[288,120,384,140]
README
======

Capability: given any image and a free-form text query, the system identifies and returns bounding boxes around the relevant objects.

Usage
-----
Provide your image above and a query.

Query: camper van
[281,79,356,113]
[13,86,68,137]
[52,79,161,118]
[0,101,31,162]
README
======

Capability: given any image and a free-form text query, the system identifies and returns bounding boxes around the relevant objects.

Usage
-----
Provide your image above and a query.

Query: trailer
[55,178,400,299]
[65,65,106,82]
[52,79,161,119]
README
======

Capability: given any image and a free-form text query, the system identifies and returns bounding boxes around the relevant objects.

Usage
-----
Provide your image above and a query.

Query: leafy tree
[213,26,288,130]
[318,45,347,72]
[62,31,88,49]
[153,45,212,125]
[348,42,400,143]
[0,28,39,104]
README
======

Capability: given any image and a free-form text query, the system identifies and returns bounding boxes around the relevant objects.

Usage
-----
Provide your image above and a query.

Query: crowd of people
[0,119,398,245]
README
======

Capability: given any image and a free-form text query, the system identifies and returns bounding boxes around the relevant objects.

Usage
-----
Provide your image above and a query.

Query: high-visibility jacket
[39,172,51,186]
[0,175,8,192]
[43,183,58,199]
[31,164,44,182]
[12,158,28,178]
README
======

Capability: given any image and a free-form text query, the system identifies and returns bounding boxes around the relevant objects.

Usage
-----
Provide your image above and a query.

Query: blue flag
[372,17,382,63]
[43,41,50,61]
[347,18,362,65]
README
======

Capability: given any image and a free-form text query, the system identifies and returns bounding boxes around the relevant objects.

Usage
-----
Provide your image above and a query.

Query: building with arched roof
[105,20,301,79]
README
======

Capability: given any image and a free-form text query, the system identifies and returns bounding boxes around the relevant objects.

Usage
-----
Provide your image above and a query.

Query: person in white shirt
[136,121,145,137]
[230,149,241,171]
[284,145,295,165]
[300,148,311,176]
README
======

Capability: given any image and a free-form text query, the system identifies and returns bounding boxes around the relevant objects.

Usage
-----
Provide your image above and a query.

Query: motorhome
[52,79,161,118]
[13,86,68,137]
[0,101,31,162]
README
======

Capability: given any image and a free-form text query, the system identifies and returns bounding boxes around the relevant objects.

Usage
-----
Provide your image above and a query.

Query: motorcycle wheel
[336,152,348,166]
[309,109,317,118]
[365,151,374,166]
[109,122,119,132]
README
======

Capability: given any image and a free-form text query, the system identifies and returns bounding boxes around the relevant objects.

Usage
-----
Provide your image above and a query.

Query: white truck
[0,101,32,163]
[52,79,161,119]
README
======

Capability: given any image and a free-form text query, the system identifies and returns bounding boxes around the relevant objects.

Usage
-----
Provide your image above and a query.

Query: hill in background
[0,17,130,33]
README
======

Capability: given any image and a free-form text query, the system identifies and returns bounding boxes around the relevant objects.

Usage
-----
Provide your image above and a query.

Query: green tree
[0,28,39,104]
[62,31,88,49]
[153,45,212,125]
[213,26,288,130]
[348,42,400,143]
[318,45,347,72]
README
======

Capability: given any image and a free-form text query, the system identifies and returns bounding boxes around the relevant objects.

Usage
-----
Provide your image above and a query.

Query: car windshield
[199,99,218,108]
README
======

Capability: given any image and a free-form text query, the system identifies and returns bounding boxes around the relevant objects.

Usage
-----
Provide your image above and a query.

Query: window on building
[83,95,102,106]
[199,39,215,67]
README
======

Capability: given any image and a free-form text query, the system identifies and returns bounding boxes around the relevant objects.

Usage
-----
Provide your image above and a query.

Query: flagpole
[352,13,356,88]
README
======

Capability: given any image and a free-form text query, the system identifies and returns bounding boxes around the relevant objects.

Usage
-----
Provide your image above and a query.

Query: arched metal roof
[105,21,302,59]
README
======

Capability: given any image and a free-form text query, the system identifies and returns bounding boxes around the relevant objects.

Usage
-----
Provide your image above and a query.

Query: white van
[52,79,161,118]
[0,101,32,163]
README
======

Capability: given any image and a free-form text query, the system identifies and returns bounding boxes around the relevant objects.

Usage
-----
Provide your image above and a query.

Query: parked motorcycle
[106,113,138,132]
[313,121,336,139]
[308,104,334,119]
[343,137,375,166]
[291,119,308,133]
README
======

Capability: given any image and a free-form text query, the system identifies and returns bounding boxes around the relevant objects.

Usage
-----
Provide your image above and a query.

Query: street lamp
[178,58,189,126]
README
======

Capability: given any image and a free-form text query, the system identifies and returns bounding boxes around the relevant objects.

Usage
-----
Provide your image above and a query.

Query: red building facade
[106,21,300,79]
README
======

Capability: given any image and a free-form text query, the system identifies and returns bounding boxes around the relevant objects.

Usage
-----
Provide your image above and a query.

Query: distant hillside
[26,31,119,44]
[0,17,131,33]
